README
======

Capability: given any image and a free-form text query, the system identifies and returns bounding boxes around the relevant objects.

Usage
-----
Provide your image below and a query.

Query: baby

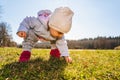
[17,7,74,63]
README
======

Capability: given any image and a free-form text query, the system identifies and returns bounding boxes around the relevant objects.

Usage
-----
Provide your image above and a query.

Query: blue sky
[0,0,120,44]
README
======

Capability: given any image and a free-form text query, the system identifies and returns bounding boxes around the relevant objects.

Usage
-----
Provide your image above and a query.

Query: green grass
[0,47,120,80]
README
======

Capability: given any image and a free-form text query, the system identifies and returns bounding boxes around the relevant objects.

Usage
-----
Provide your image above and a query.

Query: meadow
[0,47,120,80]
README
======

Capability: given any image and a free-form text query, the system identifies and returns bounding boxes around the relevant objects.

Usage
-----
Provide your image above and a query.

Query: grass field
[0,47,120,80]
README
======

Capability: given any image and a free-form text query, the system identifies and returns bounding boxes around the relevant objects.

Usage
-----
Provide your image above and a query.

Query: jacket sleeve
[17,25,28,33]
[56,36,69,56]
[17,16,41,33]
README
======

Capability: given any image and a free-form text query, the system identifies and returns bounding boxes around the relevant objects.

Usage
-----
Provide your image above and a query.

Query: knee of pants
[25,30,38,42]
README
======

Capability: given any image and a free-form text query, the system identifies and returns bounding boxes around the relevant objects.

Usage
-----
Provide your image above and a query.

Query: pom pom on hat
[49,7,74,33]
[37,9,52,29]
[37,9,52,16]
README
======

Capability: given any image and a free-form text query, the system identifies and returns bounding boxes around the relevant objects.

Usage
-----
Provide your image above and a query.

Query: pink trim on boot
[19,51,31,62]
[50,49,60,58]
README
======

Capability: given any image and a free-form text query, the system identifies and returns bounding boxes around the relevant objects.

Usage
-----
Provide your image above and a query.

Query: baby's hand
[64,56,72,63]
[17,31,27,38]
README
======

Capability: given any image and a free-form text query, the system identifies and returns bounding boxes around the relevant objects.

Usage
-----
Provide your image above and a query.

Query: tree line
[30,36,120,49]
[67,36,120,49]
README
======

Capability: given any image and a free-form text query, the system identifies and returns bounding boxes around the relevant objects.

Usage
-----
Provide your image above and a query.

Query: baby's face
[50,28,63,39]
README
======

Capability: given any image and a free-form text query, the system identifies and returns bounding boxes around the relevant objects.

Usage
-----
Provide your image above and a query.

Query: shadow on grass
[0,57,67,80]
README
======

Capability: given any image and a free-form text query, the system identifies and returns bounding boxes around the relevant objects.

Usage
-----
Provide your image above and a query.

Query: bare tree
[0,5,16,47]
[0,22,12,47]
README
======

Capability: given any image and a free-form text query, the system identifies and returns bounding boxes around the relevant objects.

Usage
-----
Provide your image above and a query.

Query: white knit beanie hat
[49,7,74,33]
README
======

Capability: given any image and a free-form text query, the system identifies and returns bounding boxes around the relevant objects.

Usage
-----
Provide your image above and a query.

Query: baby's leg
[19,30,38,62]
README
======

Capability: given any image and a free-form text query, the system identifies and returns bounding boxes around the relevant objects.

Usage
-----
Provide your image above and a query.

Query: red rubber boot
[19,51,31,62]
[50,49,61,58]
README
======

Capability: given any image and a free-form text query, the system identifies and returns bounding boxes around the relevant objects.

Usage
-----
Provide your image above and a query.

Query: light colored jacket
[17,16,69,56]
